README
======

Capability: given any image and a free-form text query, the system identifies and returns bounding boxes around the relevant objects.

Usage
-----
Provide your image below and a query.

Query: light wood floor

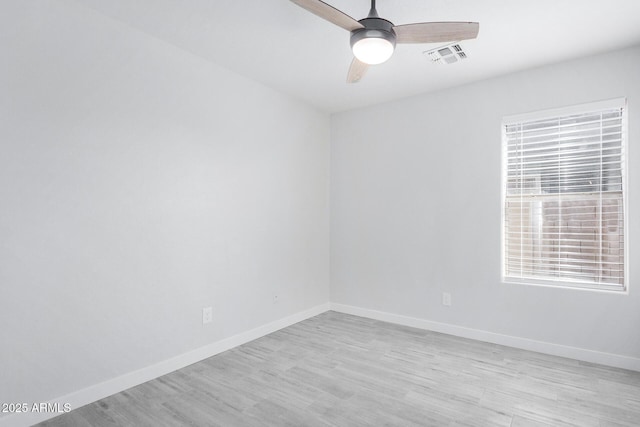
[38,311,640,426]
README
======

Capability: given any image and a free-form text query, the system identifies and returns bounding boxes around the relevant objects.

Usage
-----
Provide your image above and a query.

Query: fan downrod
[367,0,379,18]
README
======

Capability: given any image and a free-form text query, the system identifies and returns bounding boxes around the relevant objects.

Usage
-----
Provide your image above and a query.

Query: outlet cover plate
[442,292,452,307]
[202,307,213,324]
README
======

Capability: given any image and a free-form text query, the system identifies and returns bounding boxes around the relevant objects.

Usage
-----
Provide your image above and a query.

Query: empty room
[2,0,640,426]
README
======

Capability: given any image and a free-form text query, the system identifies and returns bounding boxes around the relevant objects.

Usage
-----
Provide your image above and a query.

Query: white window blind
[502,99,627,291]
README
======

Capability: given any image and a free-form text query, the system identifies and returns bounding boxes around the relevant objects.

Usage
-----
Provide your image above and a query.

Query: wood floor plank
[36,311,640,426]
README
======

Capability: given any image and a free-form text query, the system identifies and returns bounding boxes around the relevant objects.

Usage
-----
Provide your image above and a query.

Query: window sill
[502,278,628,295]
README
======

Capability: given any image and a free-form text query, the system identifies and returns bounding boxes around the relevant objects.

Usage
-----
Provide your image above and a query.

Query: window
[502,99,627,291]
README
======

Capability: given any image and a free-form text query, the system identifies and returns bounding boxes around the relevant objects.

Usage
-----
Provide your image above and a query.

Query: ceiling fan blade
[347,57,369,83]
[290,0,364,32]
[394,22,479,44]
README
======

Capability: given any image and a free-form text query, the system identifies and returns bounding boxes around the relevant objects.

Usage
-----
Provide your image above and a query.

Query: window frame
[500,98,629,293]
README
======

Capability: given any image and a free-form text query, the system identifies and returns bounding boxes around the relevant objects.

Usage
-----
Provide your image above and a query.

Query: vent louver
[424,43,468,65]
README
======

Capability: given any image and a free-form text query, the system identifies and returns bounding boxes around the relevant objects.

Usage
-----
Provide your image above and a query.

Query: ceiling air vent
[424,43,468,65]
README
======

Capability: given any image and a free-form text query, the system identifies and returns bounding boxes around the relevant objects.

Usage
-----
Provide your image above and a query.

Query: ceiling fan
[290,0,479,83]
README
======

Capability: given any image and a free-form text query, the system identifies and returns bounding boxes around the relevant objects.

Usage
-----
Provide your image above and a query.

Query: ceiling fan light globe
[352,37,394,65]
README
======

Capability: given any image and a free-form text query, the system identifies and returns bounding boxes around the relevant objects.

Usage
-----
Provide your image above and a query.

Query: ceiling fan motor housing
[350,18,397,51]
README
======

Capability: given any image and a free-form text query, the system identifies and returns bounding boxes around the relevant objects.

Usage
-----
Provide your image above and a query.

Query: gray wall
[330,46,640,358]
[0,0,330,409]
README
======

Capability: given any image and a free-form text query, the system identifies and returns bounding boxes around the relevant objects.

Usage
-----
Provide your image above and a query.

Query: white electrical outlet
[202,306,213,324]
[442,292,452,307]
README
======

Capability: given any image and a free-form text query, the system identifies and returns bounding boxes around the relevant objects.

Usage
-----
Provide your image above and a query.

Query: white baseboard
[5,301,639,427]
[1,303,330,427]
[329,302,640,372]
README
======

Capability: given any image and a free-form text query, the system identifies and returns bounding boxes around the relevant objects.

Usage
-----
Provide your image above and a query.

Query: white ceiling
[75,0,640,113]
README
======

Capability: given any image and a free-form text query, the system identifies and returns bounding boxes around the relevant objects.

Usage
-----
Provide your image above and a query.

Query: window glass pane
[502,100,626,290]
